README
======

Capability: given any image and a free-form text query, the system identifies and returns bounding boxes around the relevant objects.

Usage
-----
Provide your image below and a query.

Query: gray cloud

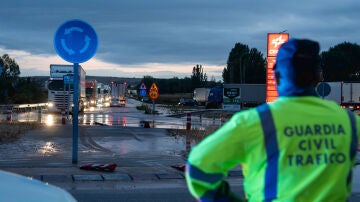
[1,0,360,71]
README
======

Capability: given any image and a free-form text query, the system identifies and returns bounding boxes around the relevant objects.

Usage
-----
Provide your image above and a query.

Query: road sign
[224,88,240,99]
[54,19,98,164]
[149,91,159,100]
[139,82,147,90]
[139,89,147,97]
[54,19,98,63]
[149,82,158,92]
[317,82,331,97]
[149,82,159,100]
[63,75,74,84]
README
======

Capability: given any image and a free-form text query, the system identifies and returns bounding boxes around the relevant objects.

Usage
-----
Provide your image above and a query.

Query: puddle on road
[96,136,187,156]
[89,127,218,158]
[36,141,59,155]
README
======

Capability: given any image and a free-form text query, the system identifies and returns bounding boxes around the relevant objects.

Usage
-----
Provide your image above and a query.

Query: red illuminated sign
[267,33,289,57]
[266,33,289,102]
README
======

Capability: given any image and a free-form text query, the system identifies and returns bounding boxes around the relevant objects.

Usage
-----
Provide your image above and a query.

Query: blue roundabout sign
[54,19,98,63]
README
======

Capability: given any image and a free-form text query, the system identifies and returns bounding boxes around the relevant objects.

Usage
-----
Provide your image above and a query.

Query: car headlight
[48,102,54,107]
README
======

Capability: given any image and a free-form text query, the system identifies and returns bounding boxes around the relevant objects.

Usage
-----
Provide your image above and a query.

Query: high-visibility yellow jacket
[186,96,360,202]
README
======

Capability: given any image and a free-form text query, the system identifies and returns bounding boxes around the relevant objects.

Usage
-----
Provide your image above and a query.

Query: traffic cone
[80,163,117,172]
[144,121,150,128]
[186,113,191,130]
[171,164,186,172]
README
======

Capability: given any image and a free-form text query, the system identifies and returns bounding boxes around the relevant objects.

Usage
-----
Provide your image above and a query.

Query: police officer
[185,38,360,201]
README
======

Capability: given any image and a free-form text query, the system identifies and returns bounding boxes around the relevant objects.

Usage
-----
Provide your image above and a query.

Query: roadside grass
[167,126,219,144]
[136,104,159,114]
[156,93,193,104]
[0,121,43,143]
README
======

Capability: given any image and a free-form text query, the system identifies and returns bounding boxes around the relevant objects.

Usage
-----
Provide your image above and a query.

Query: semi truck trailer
[47,64,86,113]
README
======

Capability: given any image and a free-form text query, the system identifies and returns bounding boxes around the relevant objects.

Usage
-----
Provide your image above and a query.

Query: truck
[97,82,111,106]
[317,82,360,110]
[206,86,223,108]
[85,81,111,108]
[110,82,127,107]
[47,64,86,113]
[85,80,98,107]
[206,84,266,110]
[193,88,211,106]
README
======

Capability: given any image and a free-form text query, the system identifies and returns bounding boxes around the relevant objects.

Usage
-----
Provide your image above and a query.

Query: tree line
[137,41,360,94]
[136,64,221,94]
[1,40,360,104]
[0,54,47,104]
[222,41,360,84]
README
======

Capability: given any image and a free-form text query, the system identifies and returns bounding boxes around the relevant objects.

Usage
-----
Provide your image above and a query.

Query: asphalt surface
[0,125,190,179]
[0,124,359,201]
[0,124,242,199]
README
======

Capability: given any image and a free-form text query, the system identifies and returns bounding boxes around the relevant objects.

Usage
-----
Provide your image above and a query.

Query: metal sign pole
[68,81,71,116]
[72,63,79,164]
[63,78,65,111]
[54,19,98,164]
[152,100,155,114]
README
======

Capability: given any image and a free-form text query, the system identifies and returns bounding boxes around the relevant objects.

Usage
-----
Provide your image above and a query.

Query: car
[0,170,76,202]
[110,98,120,107]
[110,98,126,107]
[110,98,121,107]
[178,99,198,106]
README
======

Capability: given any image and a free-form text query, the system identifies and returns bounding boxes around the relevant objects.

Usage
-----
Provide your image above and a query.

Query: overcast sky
[1,0,359,80]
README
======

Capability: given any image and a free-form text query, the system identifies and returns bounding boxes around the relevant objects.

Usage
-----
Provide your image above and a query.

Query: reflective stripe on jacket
[186,96,360,202]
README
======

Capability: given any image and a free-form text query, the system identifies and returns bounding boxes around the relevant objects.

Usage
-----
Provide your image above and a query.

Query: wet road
[0,125,188,170]
[1,98,225,130]
[0,98,225,169]
[1,100,360,201]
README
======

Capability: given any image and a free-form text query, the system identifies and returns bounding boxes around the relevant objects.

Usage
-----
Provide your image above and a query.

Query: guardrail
[0,103,48,113]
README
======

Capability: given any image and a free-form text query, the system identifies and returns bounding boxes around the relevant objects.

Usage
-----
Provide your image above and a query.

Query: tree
[140,75,155,90]
[0,54,21,104]
[223,43,266,84]
[12,77,47,104]
[191,64,207,88]
[321,42,360,82]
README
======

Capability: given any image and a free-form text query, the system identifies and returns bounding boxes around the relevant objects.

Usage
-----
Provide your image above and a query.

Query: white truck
[317,82,360,110]
[97,82,111,107]
[110,82,127,107]
[47,64,86,113]
[221,84,266,111]
[342,82,360,110]
[193,88,211,106]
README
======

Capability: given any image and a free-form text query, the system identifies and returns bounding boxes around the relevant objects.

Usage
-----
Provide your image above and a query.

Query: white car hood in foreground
[0,170,76,202]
